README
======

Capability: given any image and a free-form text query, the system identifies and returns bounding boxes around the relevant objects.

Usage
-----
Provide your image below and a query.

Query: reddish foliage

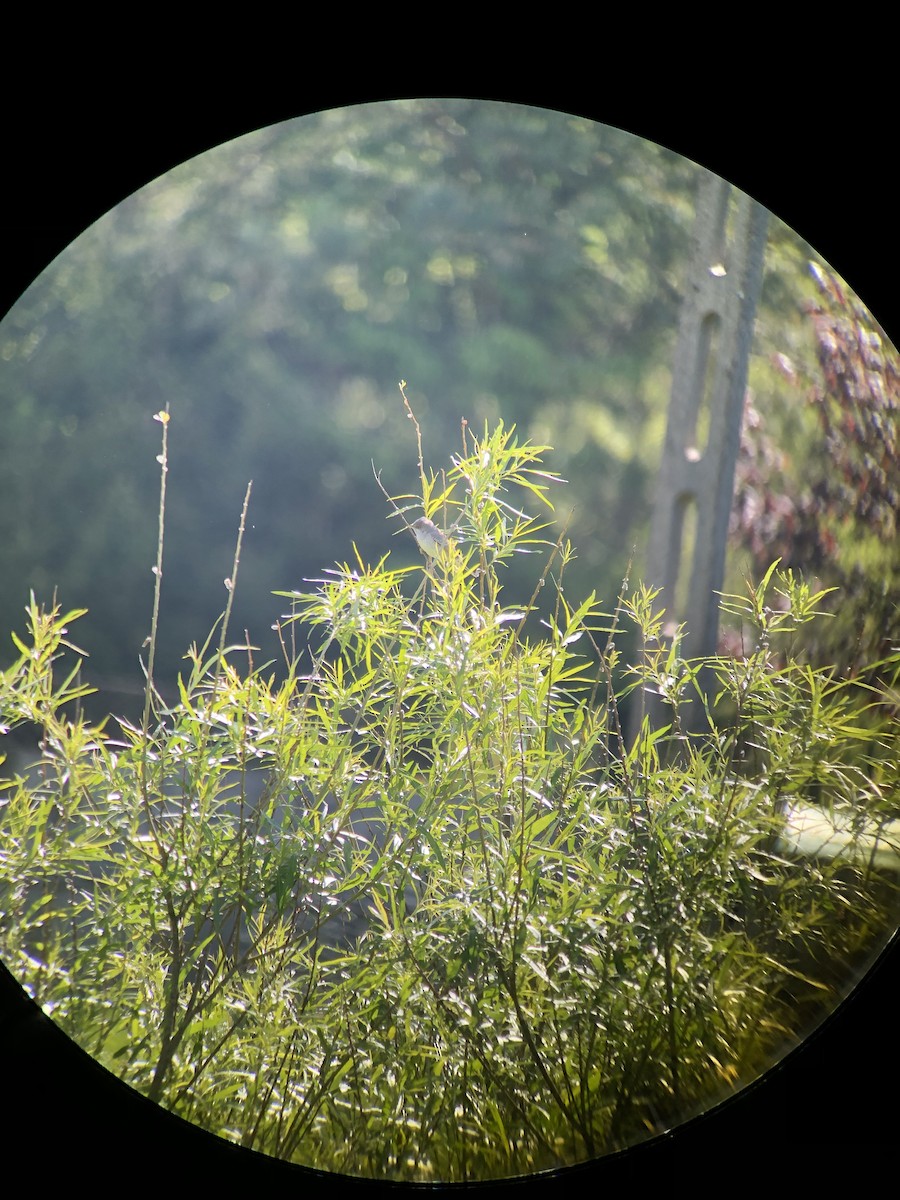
[729,263,900,667]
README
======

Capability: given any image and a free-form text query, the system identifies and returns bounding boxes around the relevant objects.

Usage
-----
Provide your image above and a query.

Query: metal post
[635,171,769,738]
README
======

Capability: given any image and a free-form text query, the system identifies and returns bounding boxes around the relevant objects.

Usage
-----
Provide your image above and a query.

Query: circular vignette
[1,94,898,1190]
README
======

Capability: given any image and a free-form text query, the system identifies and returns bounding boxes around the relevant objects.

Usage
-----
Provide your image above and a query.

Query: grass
[1,410,898,1181]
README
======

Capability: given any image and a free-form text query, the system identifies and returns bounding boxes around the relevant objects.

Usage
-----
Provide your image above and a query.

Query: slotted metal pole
[635,171,769,739]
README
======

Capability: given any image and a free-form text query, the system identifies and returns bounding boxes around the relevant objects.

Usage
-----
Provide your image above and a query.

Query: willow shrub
[1,423,898,1182]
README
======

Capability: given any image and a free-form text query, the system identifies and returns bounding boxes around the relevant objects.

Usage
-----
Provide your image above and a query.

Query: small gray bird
[411,516,451,559]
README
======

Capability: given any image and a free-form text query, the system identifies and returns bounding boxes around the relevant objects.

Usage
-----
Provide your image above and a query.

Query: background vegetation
[3,98,884,721]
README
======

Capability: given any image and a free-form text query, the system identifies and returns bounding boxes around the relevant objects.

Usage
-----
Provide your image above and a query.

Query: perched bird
[411,516,451,559]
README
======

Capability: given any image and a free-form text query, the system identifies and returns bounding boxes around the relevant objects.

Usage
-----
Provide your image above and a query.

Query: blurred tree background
[1,98,895,721]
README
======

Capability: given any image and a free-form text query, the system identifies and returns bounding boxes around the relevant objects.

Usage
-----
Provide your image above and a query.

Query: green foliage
[0,100,707,706]
[2,424,897,1182]
[3,99,895,763]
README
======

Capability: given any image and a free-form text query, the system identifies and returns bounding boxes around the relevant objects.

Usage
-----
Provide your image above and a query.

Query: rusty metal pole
[634,171,769,740]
